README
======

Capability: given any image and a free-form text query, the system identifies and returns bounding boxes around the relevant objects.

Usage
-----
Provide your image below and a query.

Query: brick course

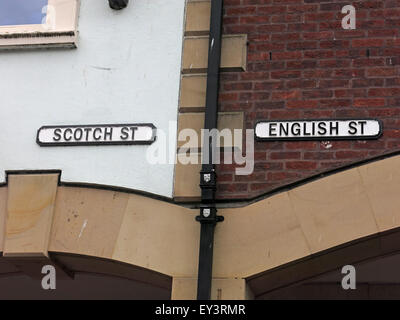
[217,0,400,199]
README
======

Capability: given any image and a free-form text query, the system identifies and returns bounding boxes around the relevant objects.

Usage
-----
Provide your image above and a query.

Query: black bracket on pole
[200,170,217,201]
[196,206,224,225]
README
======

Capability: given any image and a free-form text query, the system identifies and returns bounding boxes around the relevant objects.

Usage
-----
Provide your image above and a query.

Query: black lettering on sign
[74,128,83,141]
[120,127,129,140]
[292,123,301,136]
[64,128,73,141]
[279,122,289,136]
[269,123,277,137]
[37,124,157,147]
[104,127,113,141]
[255,119,382,141]
[93,128,102,141]
[303,122,311,136]
[130,127,138,140]
[359,121,367,135]
[318,122,327,135]
[84,128,92,141]
[53,128,62,141]
[330,121,339,135]
[348,121,358,135]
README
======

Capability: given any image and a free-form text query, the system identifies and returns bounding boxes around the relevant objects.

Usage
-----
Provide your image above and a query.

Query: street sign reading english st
[255,119,382,141]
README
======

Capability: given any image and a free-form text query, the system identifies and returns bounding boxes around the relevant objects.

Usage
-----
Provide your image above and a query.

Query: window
[0,0,48,26]
[0,0,79,49]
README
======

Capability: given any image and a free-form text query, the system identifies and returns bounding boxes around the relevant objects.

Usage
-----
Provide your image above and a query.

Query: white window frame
[0,0,80,50]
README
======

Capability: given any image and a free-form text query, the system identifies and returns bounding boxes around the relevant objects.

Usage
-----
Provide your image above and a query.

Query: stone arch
[213,154,400,298]
[1,154,400,299]
[0,176,199,299]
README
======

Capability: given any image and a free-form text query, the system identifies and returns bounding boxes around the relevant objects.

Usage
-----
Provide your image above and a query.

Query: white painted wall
[0,0,185,197]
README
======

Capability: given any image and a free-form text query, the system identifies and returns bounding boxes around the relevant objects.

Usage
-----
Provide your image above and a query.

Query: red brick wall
[216,0,400,200]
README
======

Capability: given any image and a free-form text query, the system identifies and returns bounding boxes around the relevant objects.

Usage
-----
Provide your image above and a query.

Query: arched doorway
[0,252,171,300]
[247,226,400,299]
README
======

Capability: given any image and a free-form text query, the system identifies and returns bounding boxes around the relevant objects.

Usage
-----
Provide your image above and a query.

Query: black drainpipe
[195,0,224,300]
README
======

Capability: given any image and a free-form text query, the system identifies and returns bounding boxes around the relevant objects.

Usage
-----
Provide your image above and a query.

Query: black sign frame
[37,123,157,147]
[254,118,383,142]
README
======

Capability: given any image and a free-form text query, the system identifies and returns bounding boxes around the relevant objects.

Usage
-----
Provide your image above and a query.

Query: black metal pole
[196,0,224,300]
[196,222,216,299]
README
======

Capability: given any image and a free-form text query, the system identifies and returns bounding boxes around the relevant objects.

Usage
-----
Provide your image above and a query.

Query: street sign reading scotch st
[37,124,157,146]
[255,119,382,141]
